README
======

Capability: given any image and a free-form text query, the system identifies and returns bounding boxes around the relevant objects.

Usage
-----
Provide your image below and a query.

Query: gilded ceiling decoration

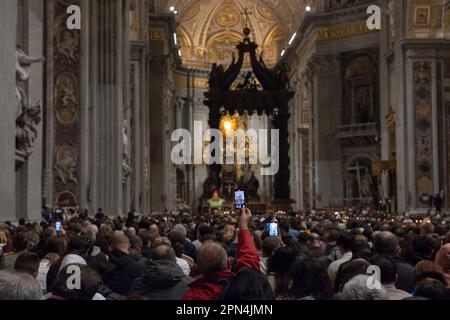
[165,0,309,69]
[406,0,450,39]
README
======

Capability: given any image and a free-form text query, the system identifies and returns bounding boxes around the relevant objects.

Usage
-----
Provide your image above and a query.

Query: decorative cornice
[306,54,341,74]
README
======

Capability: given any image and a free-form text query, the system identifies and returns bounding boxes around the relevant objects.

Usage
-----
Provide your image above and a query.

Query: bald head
[198,242,228,276]
[373,231,399,256]
[153,245,176,262]
[111,233,130,254]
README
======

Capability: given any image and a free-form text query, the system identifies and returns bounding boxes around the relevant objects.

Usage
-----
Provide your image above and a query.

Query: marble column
[93,0,124,216]
[0,0,17,221]
[79,0,90,209]
[379,0,391,202]
[288,75,302,210]
[43,0,55,209]
[148,56,168,211]
[122,0,131,213]
[392,0,409,213]
[21,0,44,221]
[309,54,344,208]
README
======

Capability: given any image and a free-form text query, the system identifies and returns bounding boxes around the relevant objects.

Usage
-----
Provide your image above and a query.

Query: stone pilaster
[23,0,44,221]
[78,0,90,209]
[308,54,344,208]
[93,0,124,216]
[0,0,17,221]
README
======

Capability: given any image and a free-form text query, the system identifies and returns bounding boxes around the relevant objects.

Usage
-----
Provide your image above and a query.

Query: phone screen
[55,221,62,232]
[269,222,278,237]
[234,191,245,210]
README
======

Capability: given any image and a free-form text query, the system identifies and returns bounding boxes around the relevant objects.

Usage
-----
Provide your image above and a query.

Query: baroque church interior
[1,0,450,222]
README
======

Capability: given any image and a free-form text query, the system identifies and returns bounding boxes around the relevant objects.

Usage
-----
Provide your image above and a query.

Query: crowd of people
[0,206,450,300]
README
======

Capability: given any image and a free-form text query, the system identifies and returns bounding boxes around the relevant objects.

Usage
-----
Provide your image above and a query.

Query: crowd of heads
[0,207,450,300]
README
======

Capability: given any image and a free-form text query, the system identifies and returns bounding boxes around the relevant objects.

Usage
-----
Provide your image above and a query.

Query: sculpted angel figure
[16,47,45,118]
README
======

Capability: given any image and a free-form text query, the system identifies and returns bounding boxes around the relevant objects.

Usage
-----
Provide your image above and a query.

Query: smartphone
[234,190,245,210]
[269,222,278,237]
[55,221,62,233]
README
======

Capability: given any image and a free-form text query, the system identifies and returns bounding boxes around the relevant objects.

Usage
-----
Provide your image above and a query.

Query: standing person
[131,245,193,300]
[435,244,450,288]
[129,235,148,266]
[47,264,104,300]
[341,275,387,300]
[138,230,154,260]
[268,246,298,299]
[2,233,29,270]
[108,233,145,295]
[13,252,40,278]
[323,228,342,263]
[192,224,214,251]
[168,229,193,275]
[289,258,334,300]
[434,193,443,215]
[369,255,412,300]
[261,237,281,275]
[183,207,260,300]
[372,231,415,293]
[328,234,353,284]
[0,270,42,300]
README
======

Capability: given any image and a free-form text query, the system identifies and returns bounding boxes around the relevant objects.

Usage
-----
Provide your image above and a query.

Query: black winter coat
[130,260,193,300]
[108,250,146,295]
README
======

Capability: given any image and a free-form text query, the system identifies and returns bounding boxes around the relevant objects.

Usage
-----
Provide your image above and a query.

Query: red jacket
[183,228,260,300]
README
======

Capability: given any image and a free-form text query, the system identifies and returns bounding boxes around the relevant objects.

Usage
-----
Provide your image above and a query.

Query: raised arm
[235,208,260,272]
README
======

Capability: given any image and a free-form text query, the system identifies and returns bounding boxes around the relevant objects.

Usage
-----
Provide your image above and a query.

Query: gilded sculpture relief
[408,0,450,38]
[56,29,79,65]
[55,72,78,124]
[54,144,78,186]
[414,62,434,203]
[53,0,81,206]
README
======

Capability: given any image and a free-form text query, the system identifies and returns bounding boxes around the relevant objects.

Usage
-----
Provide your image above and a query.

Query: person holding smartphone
[183,207,261,300]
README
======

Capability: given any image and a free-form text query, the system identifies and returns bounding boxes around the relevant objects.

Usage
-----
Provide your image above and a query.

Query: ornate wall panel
[53,0,81,207]
[407,0,450,38]
[414,62,433,206]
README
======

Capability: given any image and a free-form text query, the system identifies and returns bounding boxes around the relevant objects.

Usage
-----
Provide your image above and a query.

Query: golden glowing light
[224,120,232,132]
[220,115,238,136]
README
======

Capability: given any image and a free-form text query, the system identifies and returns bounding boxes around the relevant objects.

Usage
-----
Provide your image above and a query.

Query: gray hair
[0,270,43,300]
[80,228,96,243]
[198,242,228,275]
[172,224,187,237]
[341,275,387,300]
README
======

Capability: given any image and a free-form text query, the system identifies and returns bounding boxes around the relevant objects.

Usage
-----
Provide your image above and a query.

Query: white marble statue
[122,119,132,178]
[15,47,44,118]
[361,171,374,197]
[16,101,42,157]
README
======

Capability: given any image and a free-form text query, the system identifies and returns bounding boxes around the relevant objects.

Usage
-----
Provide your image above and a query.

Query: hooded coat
[108,249,146,295]
[130,260,193,300]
